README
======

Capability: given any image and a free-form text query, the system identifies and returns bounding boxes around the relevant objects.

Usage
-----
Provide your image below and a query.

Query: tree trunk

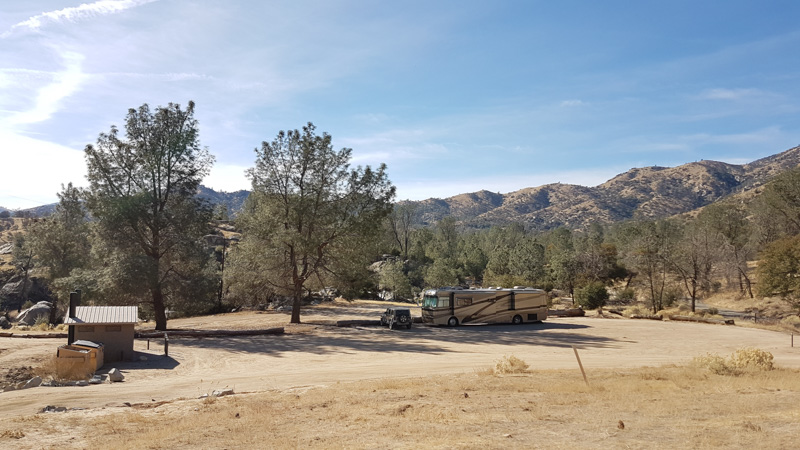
[153,285,168,331]
[290,280,303,324]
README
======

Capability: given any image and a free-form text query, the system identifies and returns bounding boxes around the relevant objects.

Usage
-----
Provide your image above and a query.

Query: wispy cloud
[2,0,159,37]
[697,88,763,101]
[560,99,584,107]
[7,51,86,125]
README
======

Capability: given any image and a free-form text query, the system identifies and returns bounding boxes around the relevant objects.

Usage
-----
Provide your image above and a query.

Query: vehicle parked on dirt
[380,307,412,329]
[421,287,548,326]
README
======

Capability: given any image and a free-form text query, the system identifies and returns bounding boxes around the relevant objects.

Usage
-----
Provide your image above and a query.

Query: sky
[1,0,800,209]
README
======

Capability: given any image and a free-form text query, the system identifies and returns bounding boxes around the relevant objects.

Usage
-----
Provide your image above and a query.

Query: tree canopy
[84,101,215,330]
[236,123,395,323]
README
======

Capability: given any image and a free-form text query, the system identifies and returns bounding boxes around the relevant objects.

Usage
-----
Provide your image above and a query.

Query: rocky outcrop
[17,302,52,325]
[0,276,55,311]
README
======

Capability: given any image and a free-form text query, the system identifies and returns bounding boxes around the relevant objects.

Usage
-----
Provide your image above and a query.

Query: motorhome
[421,287,548,326]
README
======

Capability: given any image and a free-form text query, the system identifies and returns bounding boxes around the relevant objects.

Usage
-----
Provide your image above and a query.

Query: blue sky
[1,0,799,209]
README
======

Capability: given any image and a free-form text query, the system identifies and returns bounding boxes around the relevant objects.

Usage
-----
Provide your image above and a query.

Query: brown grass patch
[2,364,800,449]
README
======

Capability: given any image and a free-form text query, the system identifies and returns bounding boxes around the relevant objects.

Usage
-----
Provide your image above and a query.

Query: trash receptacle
[56,340,104,378]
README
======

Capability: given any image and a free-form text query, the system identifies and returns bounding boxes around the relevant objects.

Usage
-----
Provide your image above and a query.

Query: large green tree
[84,101,215,330]
[240,123,394,323]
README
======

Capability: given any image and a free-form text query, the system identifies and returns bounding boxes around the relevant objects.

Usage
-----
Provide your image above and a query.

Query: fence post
[572,346,589,387]
[164,333,169,356]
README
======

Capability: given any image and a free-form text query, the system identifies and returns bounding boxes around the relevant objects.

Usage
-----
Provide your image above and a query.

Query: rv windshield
[422,295,438,308]
[422,295,451,308]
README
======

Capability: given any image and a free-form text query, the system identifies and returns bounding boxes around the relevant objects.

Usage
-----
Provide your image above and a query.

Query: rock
[22,376,42,389]
[40,406,67,413]
[76,380,89,387]
[108,368,125,382]
[2,384,15,392]
[0,243,12,254]
[89,375,104,385]
[0,276,55,312]
[211,388,234,397]
[17,301,53,326]
[0,316,10,329]
[204,234,227,247]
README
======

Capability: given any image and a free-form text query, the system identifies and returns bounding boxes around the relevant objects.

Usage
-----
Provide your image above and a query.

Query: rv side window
[438,296,450,308]
[456,298,472,306]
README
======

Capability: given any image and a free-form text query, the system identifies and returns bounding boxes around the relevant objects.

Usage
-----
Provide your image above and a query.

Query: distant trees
[235,123,394,323]
[27,183,91,322]
[84,101,216,330]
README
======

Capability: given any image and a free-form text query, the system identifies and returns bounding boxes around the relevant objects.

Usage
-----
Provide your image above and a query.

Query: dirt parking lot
[2,303,800,419]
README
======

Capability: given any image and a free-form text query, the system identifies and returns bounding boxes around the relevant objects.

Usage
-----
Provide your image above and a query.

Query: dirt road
[2,309,799,419]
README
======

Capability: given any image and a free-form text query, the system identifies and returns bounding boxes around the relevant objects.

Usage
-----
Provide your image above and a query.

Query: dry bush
[622,305,648,317]
[780,315,800,329]
[729,347,774,371]
[693,347,774,375]
[493,355,529,375]
[35,355,93,382]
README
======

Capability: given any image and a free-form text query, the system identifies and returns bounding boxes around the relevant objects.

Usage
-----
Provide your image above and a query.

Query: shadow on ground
[168,320,623,358]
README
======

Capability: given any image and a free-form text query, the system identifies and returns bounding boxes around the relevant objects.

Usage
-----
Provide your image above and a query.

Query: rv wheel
[447,317,459,327]
[512,315,523,325]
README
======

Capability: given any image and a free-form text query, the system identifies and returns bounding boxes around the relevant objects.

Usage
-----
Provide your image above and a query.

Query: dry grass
[3,363,800,449]
[34,355,94,382]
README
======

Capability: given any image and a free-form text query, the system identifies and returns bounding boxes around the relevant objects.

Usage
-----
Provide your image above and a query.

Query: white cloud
[0,131,86,209]
[7,51,86,125]
[2,0,160,37]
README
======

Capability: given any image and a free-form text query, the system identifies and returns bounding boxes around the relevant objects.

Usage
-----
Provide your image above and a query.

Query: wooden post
[164,333,169,356]
[792,333,794,348]
[147,339,150,350]
[572,346,589,387]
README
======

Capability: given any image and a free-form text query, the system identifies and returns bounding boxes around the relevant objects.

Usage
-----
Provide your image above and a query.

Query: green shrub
[575,281,609,309]
[617,287,636,301]
[663,286,683,308]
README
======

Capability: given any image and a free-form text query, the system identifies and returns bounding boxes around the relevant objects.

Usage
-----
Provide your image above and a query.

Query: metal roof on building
[64,306,138,325]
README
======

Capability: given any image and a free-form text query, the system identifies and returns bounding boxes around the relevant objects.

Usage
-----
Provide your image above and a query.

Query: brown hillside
[411,145,800,230]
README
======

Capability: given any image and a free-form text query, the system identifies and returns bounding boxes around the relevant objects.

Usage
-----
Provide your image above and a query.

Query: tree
[10,233,35,310]
[619,220,679,314]
[388,203,417,260]
[424,217,463,287]
[241,123,394,323]
[28,183,91,323]
[698,203,753,297]
[756,235,800,310]
[84,101,215,330]
[669,219,720,311]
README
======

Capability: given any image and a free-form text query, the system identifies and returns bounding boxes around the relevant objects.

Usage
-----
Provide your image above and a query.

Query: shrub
[780,315,800,329]
[493,355,529,375]
[693,347,774,375]
[575,281,609,309]
[705,307,719,316]
[729,348,774,371]
[622,305,648,317]
[663,286,683,308]
[617,287,636,301]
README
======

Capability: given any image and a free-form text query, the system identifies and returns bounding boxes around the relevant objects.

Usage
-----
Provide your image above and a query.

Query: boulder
[0,316,10,329]
[108,368,125,382]
[204,234,227,247]
[22,376,42,389]
[0,243,12,255]
[0,276,55,311]
[17,301,52,326]
[211,388,234,397]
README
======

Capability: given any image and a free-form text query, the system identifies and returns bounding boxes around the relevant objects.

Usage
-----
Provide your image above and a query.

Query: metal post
[164,333,169,356]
